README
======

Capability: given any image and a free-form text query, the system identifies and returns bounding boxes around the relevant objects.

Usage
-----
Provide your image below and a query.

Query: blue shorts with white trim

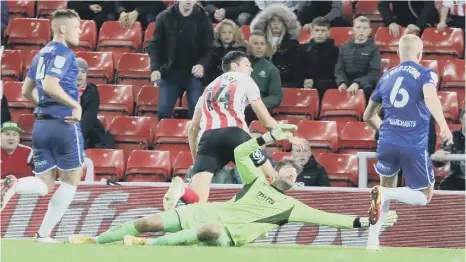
[32,119,85,174]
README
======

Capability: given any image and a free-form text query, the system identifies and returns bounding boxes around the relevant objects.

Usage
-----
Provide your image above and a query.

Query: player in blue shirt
[1,10,83,243]
[363,35,453,251]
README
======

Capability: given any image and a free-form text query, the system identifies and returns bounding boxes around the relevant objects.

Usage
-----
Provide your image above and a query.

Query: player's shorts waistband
[34,114,57,120]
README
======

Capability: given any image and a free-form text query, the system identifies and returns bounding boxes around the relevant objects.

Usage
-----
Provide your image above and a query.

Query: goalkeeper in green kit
[68,124,398,247]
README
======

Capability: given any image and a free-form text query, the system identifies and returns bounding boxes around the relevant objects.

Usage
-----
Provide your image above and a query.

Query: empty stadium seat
[22,50,39,77]
[3,81,34,121]
[72,20,97,52]
[143,22,155,50]
[338,122,376,154]
[76,52,114,84]
[7,18,51,53]
[329,27,353,47]
[441,60,465,105]
[173,151,194,178]
[419,60,440,76]
[380,58,391,75]
[109,116,153,161]
[135,85,159,120]
[36,0,68,18]
[320,89,366,128]
[296,120,338,155]
[1,50,23,81]
[270,152,292,162]
[7,0,35,18]
[125,150,171,182]
[354,1,384,34]
[97,115,111,130]
[17,113,35,146]
[366,158,379,187]
[85,149,125,181]
[421,28,465,59]
[273,88,319,120]
[241,25,250,41]
[153,119,190,162]
[316,153,358,187]
[115,53,151,87]
[375,27,413,53]
[437,91,459,123]
[97,84,134,122]
[98,21,143,64]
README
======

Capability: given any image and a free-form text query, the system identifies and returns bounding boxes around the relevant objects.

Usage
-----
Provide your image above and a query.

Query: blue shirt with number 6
[371,61,439,150]
[27,41,79,119]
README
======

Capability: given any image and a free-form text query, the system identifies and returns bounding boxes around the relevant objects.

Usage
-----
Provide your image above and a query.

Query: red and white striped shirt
[197,72,261,138]
[443,0,465,16]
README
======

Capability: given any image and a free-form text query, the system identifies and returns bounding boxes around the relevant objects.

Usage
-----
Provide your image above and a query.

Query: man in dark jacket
[378,0,439,37]
[292,138,330,187]
[76,58,114,149]
[67,1,115,29]
[295,17,339,100]
[297,0,351,29]
[148,1,213,120]
[335,16,381,100]
[203,1,257,26]
[1,1,8,46]
[114,1,165,30]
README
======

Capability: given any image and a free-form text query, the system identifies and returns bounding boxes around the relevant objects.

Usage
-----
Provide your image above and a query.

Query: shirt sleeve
[420,69,439,88]
[242,75,262,102]
[370,80,383,103]
[233,137,266,185]
[45,49,75,80]
[288,200,355,229]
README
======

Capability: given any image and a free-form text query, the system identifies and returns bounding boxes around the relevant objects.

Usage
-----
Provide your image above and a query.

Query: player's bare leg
[189,171,214,203]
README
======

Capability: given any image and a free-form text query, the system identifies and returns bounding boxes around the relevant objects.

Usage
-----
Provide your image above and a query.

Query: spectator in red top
[1,122,33,179]
[437,0,465,31]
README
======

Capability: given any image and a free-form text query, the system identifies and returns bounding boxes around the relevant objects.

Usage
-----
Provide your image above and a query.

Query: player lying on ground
[1,10,84,243]
[68,124,398,247]
[363,34,453,251]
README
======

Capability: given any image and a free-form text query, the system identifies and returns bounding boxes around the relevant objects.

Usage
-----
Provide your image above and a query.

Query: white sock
[37,182,77,238]
[15,176,49,196]
[367,200,390,247]
[383,187,428,206]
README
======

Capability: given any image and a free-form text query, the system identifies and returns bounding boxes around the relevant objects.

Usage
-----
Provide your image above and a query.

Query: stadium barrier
[1,184,464,248]
[357,152,466,188]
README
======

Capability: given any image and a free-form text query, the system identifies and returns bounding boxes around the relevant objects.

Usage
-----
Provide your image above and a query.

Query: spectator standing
[76,58,114,149]
[1,122,33,179]
[255,0,300,12]
[246,32,283,126]
[250,3,300,87]
[298,1,351,29]
[1,1,8,46]
[67,1,114,29]
[203,1,258,26]
[295,17,339,100]
[148,0,213,120]
[207,19,247,83]
[378,0,439,37]
[437,0,465,31]
[291,138,330,187]
[114,1,166,29]
[335,16,381,100]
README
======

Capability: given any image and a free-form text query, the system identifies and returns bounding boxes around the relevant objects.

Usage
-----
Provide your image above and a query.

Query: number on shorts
[35,57,45,80]
[206,83,231,111]
[389,77,409,108]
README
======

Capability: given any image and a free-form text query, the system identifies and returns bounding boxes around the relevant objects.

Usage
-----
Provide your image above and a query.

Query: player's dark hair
[221,51,249,72]
[311,17,331,29]
[52,9,80,20]
[275,158,302,174]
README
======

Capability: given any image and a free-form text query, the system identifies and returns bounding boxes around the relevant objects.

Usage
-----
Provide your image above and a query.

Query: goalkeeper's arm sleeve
[234,135,272,185]
[288,201,359,229]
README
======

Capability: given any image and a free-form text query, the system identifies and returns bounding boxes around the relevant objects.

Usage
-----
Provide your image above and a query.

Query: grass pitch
[1,239,464,262]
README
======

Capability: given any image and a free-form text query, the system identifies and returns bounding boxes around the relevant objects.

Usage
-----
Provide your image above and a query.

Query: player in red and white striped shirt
[163,51,279,210]
[438,0,465,31]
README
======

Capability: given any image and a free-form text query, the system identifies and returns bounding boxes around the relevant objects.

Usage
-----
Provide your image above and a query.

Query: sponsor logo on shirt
[258,71,266,78]
[256,191,276,205]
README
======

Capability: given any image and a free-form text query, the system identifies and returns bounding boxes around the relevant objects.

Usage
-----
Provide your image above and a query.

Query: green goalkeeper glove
[261,124,298,145]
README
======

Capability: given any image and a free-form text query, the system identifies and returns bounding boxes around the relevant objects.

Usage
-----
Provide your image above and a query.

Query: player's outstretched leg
[1,175,50,211]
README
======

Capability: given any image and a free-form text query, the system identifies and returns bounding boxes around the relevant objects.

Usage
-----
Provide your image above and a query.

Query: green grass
[1,239,464,262]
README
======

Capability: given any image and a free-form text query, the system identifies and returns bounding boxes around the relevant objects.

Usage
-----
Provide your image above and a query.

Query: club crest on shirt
[54,55,66,69]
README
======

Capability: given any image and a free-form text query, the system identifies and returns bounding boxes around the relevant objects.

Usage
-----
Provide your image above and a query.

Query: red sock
[181,187,199,204]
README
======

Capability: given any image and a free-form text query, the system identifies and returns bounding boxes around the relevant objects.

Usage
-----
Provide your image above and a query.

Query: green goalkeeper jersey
[205,137,355,246]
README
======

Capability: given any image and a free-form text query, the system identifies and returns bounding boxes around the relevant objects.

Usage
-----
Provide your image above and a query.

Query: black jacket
[434,128,465,179]
[297,1,345,25]
[296,156,331,187]
[203,1,257,20]
[335,38,381,87]
[1,95,11,125]
[147,3,214,76]
[1,1,8,37]
[295,38,339,88]
[270,35,299,86]
[113,1,165,17]
[378,0,438,29]
[208,41,246,83]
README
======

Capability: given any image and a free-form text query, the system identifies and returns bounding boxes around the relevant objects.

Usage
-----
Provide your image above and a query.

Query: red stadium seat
[380,58,391,75]
[375,27,413,53]
[72,20,97,52]
[3,81,34,121]
[153,119,190,162]
[320,89,366,128]
[341,0,353,22]
[143,22,155,50]
[296,120,339,155]
[7,18,51,53]
[109,116,153,161]
[97,115,111,130]
[338,122,376,154]
[316,153,358,187]
[173,151,194,179]
[7,0,35,18]
[329,27,353,47]
[1,50,23,81]
[355,1,382,21]
[22,50,39,77]
[271,152,292,162]
[367,158,379,187]
[125,150,171,182]
[433,163,450,186]
[97,84,134,122]
[241,25,250,41]
[16,113,35,146]
[36,0,68,18]
[421,28,465,59]
[135,85,159,118]
[76,52,114,84]
[273,88,319,121]
[419,60,440,76]
[249,119,292,151]
[98,21,143,64]
[437,91,459,123]
[115,53,151,87]
[441,60,465,105]
[85,149,125,181]
[298,30,311,44]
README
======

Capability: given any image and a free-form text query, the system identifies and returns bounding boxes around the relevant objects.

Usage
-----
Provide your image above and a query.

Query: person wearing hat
[76,58,114,149]
[1,122,33,179]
